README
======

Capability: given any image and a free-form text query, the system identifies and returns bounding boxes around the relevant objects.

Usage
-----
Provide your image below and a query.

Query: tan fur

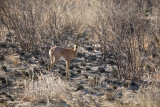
[49,42,78,79]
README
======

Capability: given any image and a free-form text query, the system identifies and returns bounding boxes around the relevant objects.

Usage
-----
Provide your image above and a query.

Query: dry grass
[0,0,160,106]
[136,82,160,107]
[22,73,84,106]
[5,55,20,67]
[0,26,7,43]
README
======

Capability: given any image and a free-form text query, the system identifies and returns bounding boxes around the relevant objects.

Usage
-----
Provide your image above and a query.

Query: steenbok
[49,42,79,79]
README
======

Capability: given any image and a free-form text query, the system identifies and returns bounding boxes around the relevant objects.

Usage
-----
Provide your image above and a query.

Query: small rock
[98,67,105,73]
[25,54,32,59]
[1,65,7,72]
[70,72,75,77]
[22,71,30,77]
[90,91,94,94]
[69,65,74,70]
[0,77,6,84]
[85,46,94,51]
[39,58,45,65]
[6,79,12,86]
[17,50,25,56]
[83,74,88,79]
[0,55,5,61]
[77,70,81,73]
[0,98,6,104]
[0,43,7,48]
[131,81,137,86]
[86,67,91,71]
[28,59,34,64]
[75,85,84,91]
[108,59,116,65]
[32,50,40,57]
[74,64,79,69]
[85,55,97,62]
[45,64,49,71]
[59,66,65,72]
[80,62,86,67]
[77,53,85,57]
[61,71,66,77]
[9,44,16,48]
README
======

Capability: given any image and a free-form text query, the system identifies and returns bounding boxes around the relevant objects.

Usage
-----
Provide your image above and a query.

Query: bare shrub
[0,0,86,53]
[1,0,45,51]
[92,0,160,80]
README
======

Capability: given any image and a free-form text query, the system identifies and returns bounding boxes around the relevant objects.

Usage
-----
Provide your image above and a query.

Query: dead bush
[92,0,160,80]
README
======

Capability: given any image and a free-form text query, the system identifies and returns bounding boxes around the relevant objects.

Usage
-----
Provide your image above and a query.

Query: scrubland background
[0,0,160,106]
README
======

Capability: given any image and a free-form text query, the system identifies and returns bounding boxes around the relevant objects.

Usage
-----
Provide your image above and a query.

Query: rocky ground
[0,39,160,107]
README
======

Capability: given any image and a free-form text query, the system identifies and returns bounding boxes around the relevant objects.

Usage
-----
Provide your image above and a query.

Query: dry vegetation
[0,0,160,107]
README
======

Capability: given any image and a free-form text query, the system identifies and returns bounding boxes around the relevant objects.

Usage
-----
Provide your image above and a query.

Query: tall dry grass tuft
[136,82,160,107]
[22,73,84,106]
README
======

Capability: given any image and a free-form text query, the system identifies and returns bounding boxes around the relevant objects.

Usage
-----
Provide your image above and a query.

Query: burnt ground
[0,41,160,107]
